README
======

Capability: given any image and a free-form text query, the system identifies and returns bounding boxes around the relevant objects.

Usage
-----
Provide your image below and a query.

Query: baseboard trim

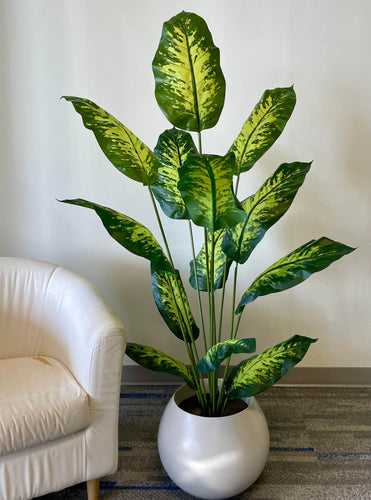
[122,365,371,387]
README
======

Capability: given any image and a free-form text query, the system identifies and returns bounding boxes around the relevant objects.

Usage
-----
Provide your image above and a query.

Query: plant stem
[148,187,174,268]
[217,316,244,413]
[221,397,228,416]
[188,219,207,353]
[196,129,220,416]
[229,262,239,340]
[217,258,228,343]
[197,131,202,154]
[149,187,208,408]
[203,229,212,349]
[209,230,218,414]
[216,355,231,412]
[233,312,243,339]
[195,129,214,415]
[217,260,241,413]
[234,167,241,197]
[165,275,207,411]
[210,231,217,347]
[204,228,216,415]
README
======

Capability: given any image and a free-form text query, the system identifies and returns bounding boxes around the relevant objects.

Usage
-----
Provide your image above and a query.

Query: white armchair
[0,257,127,500]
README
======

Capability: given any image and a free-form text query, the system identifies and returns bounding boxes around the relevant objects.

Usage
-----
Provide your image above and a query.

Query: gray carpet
[41,386,371,499]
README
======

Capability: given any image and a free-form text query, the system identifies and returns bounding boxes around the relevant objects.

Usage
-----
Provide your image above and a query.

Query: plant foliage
[61,11,355,416]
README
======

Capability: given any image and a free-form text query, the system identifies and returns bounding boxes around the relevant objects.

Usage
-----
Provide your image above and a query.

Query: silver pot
[158,382,270,499]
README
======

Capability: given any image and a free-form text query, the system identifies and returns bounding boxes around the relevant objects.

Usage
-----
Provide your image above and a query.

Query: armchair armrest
[40,265,127,398]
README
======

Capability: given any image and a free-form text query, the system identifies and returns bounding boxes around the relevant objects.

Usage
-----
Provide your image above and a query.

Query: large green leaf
[152,11,226,132]
[225,335,317,399]
[223,162,312,264]
[63,96,158,186]
[151,267,199,342]
[189,229,232,291]
[126,342,196,389]
[178,154,246,232]
[236,237,355,314]
[196,338,256,374]
[151,128,197,219]
[61,199,172,272]
[229,87,296,174]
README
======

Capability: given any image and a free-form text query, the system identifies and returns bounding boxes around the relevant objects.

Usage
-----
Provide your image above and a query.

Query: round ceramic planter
[158,383,270,499]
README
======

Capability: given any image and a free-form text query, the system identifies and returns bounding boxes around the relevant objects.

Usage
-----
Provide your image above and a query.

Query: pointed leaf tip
[63,96,159,186]
[61,198,173,272]
[126,342,196,389]
[223,161,312,265]
[196,338,256,373]
[236,237,355,314]
[229,86,296,173]
[225,335,317,399]
[152,11,225,132]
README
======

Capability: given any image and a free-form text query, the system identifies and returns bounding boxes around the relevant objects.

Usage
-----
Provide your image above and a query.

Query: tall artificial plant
[61,12,354,416]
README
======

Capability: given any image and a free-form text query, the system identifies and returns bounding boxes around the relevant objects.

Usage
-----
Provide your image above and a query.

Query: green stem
[221,396,228,416]
[233,313,243,340]
[148,187,174,268]
[210,232,217,347]
[204,228,212,350]
[173,283,208,407]
[182,222,209,403]
[216,355,231,412]
[203,227,217,415]
[188,220,207,353]
[217,313,244,413]
[217,259,228,343]
[234,167,241,197]
[149,188,197,352]
[217,261,240,414]
[195,129,212,414]
[149,187,207,408]
[166,275,207,411]
[209,230,218,414]
[198,131,202,154]
[229,262,239,340]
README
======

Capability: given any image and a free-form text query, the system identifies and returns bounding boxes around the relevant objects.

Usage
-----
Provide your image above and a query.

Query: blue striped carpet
[41,386,371,499]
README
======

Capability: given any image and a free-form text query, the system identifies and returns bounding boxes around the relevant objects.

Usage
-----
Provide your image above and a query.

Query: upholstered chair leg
[87,478,100,500]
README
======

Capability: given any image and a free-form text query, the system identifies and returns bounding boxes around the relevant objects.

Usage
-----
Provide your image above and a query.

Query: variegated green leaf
[223,162,312,264]
[126,342,196,389]
[151,267,199,342]
[178,154,246,231]
[229,87,296,174]
[225,335,317,399]
[189,229,232,291]
[60,199,172,272]
[196,338,256,373]
[63,96,158,186]
[236,237,355,314]
[151,128,197,219]
[152,11,226,132]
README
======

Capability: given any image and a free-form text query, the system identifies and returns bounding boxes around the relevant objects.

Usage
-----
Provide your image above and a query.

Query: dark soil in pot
[179,394,248,417]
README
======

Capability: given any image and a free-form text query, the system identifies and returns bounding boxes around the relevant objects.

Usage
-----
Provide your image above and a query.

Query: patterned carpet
[41,386,371,500]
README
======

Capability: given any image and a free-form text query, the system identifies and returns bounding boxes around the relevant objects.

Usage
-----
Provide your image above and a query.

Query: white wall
[0,0,370,367]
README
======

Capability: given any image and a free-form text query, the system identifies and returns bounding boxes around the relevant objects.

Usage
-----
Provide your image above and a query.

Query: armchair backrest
[0,257,58,359]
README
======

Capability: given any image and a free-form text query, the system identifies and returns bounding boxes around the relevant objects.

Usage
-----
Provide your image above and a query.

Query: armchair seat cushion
[0,356,90,457]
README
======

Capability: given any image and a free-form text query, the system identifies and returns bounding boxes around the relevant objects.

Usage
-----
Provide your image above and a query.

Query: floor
[41,385,371,499]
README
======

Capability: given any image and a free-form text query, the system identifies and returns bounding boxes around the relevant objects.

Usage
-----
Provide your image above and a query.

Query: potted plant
[61,11,354,499]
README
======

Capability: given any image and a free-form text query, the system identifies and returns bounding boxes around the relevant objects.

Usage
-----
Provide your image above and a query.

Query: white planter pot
[158,383,270,499]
